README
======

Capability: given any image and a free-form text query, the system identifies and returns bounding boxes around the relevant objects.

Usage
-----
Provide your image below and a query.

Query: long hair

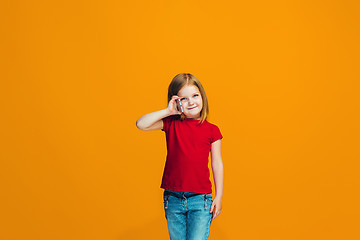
[167,73,209,124]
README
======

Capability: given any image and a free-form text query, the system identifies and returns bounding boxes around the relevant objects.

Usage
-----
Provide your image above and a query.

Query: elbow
[211,157,224,168]
[136,120,144,130]
[136,119,147,131]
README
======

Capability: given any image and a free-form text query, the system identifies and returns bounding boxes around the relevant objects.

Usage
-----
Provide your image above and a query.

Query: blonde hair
[167,73,209,124]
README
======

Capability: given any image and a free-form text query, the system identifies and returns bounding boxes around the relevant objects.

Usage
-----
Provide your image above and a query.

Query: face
[177,84,203,119]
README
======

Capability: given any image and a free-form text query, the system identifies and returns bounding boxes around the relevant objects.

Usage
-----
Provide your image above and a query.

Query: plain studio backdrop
[1,0,359,239]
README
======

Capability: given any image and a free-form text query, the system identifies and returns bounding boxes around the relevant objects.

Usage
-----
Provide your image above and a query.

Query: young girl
[136,73,224,240]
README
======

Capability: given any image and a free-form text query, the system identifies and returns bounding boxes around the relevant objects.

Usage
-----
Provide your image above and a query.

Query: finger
[171,95,180,100]
[168,98,180,112]
[212,212,217,220]
[168,96,178,105]
[210,203,215,213]
[170,97,180,106]
[212,209,221,220]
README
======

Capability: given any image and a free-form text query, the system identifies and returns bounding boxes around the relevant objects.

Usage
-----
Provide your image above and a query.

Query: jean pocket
[203,194,213,210]
[163,195,170,209]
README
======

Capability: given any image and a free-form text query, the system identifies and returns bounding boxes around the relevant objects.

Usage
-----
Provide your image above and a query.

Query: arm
[210,139,224,220]
[136,109,170,131]
[136,95,181,131]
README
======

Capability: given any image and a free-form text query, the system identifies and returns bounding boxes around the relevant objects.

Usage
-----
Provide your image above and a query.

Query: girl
[136,73,224,240]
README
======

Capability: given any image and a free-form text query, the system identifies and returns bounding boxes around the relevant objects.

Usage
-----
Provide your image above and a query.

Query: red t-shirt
[161,115,223,193]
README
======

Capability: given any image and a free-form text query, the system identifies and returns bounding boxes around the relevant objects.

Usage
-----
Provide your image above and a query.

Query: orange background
[1,0,359,239]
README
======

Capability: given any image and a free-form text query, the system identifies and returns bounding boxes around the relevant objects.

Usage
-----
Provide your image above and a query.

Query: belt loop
[204,193,207,209]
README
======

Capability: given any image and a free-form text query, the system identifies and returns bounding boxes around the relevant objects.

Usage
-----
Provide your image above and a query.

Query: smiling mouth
[188,106,197,110]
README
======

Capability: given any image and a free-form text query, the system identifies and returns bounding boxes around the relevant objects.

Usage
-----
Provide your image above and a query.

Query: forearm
[212,160,224,198]
[136,108,171,130]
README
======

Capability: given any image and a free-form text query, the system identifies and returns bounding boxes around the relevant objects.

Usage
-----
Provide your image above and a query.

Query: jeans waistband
[164,189,212,199]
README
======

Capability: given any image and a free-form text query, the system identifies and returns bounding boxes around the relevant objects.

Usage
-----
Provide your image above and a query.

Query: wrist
[163,108,172,116]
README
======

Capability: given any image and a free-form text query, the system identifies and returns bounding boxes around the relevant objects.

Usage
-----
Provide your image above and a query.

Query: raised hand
[167,95,182,115]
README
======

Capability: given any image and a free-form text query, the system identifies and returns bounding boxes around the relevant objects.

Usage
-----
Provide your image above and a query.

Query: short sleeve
[161,116,173,132]
[210,124,223,143]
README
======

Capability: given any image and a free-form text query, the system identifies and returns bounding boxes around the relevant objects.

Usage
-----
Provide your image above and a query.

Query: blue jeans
[163,189,213,240]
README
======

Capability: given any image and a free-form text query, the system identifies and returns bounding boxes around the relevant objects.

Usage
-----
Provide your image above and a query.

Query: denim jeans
[163,189,213,240]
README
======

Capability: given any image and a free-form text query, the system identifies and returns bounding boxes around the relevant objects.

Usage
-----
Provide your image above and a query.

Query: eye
[180,98,187,101]
[193,94,199,97]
